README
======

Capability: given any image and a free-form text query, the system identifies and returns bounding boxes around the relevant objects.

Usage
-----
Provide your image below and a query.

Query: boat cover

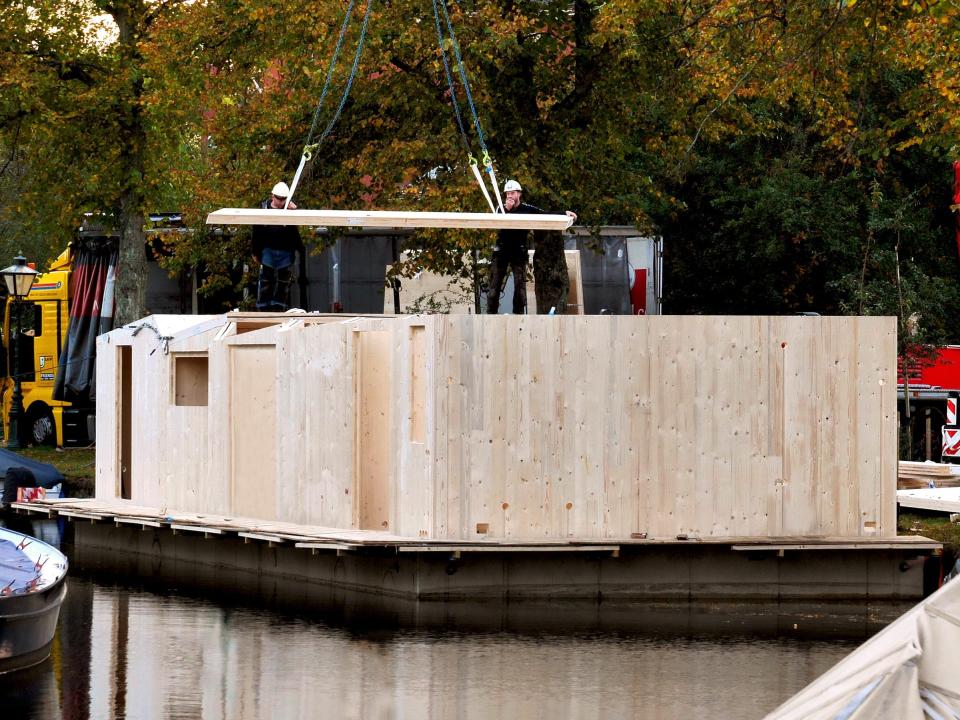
[765,577,960,719]
[0,532,62,594]
[0,449,64,488]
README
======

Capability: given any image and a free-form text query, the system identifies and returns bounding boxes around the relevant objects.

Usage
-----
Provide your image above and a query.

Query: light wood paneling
[231,345,277,519]
[98,313,897,542]
[276,321,355,527]
[207,208,574,231]
[421,315,897,540]
[356,330,392,530]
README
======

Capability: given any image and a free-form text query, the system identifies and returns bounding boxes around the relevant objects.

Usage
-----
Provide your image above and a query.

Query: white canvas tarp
[765,578,960,719]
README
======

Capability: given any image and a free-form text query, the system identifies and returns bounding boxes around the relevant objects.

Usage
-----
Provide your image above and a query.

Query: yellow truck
[1,244,99,447]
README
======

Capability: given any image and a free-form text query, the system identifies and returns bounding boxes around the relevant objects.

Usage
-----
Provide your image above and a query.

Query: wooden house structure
[96,312,898,542]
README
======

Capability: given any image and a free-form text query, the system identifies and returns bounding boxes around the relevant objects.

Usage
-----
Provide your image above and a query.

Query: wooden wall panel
[230,345,277,519]
[425,315,897,541]
[98,313,897,542]
[276,321,355,527]
[94,335,119,500]
[394,320,435,537]
[356,330,392,530]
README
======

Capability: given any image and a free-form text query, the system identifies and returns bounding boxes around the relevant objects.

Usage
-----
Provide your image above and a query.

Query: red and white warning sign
[944,427,960,459]
[948,396,957,426]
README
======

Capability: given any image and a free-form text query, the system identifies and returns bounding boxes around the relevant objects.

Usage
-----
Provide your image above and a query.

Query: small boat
[0,526,68,673]
[766,575,960,719]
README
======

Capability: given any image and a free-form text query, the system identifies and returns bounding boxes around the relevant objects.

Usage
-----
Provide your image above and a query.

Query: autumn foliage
[0,0,958,337]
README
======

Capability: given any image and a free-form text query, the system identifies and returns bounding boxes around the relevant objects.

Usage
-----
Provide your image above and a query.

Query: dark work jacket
[251,198,303,261]
[495,202,546,255]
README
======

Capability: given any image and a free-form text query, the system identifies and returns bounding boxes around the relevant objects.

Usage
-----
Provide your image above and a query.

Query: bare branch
[0,118,23,178]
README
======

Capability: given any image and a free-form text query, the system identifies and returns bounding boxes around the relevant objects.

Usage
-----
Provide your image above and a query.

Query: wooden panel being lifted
[206,208,574,231]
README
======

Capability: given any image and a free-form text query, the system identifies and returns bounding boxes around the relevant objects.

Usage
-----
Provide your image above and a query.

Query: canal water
[1,521,913,720]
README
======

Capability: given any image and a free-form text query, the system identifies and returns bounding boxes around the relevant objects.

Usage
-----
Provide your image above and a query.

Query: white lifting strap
[471,162,497,213]
[486,163,505,213]
[284,152,310,209]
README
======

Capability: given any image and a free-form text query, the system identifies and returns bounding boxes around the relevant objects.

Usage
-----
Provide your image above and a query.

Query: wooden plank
[294,542,356,551]
[356,329,393,531]
[115,518,163,528]
[206,208,574,231]
[780,317,819,535]
[731,542,941,551]
[879,318,899,535]
[395,318,434,537]
[396,544,620,553]
[170,523,224,535]
[9,502,54,516]
[565,250,585,314]
[56,508,108,520]
[409,325,427,443]
[237,532,286,544]
[231,345,277,519]
[898,488,960,513]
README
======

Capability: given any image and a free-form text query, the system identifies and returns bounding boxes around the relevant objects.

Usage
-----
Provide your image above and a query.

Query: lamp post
[1,255,37,449]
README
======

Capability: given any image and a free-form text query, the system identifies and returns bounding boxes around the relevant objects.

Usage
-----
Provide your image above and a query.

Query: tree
[2,0,959,332]
[0,0,192,324]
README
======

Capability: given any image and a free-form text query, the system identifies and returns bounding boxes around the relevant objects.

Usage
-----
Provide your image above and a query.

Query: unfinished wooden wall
[422,315,896,540]
[96,316,230,513]
[274,316,436,536]
[98,313,896,542]
[275,320,356,528]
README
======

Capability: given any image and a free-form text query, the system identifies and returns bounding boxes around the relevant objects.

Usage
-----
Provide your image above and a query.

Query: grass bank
[17,446,95,498]
[899,512,960,572]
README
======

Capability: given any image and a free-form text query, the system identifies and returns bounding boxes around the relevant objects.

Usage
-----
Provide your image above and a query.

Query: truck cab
[1,246,94,447]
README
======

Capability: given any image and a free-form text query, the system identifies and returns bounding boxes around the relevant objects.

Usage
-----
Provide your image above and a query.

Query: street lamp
[1,255,37,450]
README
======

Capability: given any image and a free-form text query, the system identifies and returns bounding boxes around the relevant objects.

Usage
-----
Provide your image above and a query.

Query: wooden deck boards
[11,498,940,552]
[206,208,574,231]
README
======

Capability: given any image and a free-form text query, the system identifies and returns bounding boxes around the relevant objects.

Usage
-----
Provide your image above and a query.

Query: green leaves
[0,0,956,326]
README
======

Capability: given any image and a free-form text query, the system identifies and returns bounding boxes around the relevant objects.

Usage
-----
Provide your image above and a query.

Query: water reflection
[0,519,914,720]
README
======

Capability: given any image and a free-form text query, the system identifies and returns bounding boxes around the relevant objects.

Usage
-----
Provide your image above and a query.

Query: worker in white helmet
[251,181,302,311]
[487,179,577,314]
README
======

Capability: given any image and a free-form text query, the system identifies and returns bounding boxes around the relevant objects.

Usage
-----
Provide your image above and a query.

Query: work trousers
[256,248,295,311]
[486,246,527,314]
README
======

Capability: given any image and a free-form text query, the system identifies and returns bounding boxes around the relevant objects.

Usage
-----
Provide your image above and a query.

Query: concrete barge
[48,312,938,602]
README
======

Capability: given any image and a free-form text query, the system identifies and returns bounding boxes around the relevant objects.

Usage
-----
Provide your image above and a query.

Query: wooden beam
[206,208,574,231]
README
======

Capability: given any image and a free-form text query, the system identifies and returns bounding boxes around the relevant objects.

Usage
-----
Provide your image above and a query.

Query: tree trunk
[112,0,148,326]
[116,193,147,326]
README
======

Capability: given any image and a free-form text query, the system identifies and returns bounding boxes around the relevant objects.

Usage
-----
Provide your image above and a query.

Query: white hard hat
[271,181,290,198]
[503,179,522,193]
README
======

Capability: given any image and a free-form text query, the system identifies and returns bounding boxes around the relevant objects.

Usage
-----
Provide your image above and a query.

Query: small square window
[174,355,208,406]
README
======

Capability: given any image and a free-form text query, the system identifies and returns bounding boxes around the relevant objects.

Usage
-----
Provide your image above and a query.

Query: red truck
[899,346,960,462]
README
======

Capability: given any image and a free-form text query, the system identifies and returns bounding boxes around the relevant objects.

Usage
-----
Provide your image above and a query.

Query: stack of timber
[96,313,899,542]
[897,461,960,489]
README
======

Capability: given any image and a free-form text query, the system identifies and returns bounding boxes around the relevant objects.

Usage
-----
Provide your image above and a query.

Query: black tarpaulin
[53,238,117,403]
